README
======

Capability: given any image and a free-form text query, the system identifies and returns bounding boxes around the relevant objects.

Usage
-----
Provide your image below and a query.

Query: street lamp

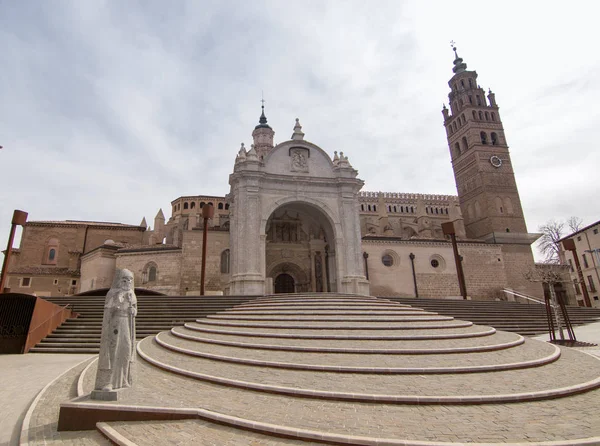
[0,210,28,294]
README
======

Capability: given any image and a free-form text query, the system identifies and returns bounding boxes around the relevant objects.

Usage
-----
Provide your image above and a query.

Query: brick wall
[180,229,230,294]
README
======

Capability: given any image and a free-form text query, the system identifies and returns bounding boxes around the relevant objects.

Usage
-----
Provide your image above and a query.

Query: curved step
[137,336,600,403]
[171,325,518,353]
[156,331,548,373]
[183,321,489,339]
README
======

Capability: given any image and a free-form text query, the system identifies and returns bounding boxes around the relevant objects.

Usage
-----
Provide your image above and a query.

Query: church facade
[4,52,543,300]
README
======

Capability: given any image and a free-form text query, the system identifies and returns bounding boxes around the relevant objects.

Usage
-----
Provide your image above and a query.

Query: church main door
[274,274,295,293]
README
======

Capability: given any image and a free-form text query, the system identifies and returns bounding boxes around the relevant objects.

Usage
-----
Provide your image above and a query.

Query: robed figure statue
[94,268,137,392]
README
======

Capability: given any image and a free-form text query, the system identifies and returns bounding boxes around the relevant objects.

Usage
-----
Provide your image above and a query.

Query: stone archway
[265,202,335,294]
[274,273,295,293]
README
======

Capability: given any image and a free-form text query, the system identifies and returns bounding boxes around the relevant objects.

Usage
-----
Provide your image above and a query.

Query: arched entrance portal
[265,202,337,294]
[274,273,295,293]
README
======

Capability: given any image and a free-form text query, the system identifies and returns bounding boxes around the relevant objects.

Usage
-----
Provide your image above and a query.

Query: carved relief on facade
[289,147,309,173]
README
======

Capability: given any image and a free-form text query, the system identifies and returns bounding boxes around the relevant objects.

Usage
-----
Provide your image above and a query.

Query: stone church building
[4,51,543,300]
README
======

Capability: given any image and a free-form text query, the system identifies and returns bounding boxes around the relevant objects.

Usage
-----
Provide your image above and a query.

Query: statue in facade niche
[93,268,137,397]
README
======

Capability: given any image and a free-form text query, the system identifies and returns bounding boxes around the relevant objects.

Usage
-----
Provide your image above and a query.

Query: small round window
[382,254,394,267]
[430,259,439,268]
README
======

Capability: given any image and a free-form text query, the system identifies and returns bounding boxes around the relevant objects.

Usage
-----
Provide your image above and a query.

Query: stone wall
[500,244,544,298]
[80,247,118,292]
[180,229,230,294]
[363,239,508,300]
[116,250,182,295]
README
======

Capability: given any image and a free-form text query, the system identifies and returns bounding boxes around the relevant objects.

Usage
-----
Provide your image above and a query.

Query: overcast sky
[1,1,599,261]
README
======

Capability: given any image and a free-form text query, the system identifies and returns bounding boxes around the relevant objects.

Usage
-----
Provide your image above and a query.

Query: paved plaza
[4,296,600,445]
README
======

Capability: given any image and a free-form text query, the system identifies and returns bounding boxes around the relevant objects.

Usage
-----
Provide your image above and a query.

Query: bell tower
[443,45,528,242]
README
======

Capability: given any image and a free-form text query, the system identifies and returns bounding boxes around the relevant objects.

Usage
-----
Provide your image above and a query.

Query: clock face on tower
[489,155,502,168]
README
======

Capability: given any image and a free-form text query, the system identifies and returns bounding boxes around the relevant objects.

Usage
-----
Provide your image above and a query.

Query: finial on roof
[291,118,305,140]
[450,40,467,74]
[255,95,272,130]
[140,217,147,228]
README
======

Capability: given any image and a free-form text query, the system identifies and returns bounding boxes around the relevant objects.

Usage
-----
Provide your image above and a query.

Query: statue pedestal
[90,388,127,401]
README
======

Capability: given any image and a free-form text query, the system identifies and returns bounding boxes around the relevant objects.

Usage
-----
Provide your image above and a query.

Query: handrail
[27,304,72,334]
[502,289,551,307]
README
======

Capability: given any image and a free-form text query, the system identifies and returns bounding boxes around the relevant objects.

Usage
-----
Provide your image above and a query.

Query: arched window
[491,112,496,121]
[472,111,477,120]
[468,78,474,88]
[476,95,482,106]
[480,132,488,144]
[495,196,504,214]
[368,205,371,211]
[479,111,483,120]
[361,204,364,211]
[460,79,465,88]
[177,203,180,211]
[491,132,498,145]
[183,202,189,210]
[220,249,230,274]
[410,206,414,213]
[191,202,196,209]
[485,112,490,121]
[44,238,59,265]
[461,137,468,152]
[373,205,377,212]
[142,262,158,284]
[468,96,473,104]
[426,207,429,214]
[393,206,397,212]
[453,122,457,131]
[435,208,439,214]
[461,114,466,124]
[454,142,461,157]
[218,203,224,210]
[445,208,449,215]
[225,203,230,210]
[173,206,177,214]
[504,197,514,215]
[200,202,205,208]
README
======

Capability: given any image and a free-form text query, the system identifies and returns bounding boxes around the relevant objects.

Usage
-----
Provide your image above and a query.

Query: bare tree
[567,216,583,233]
[537,220,564,263]
[537,217,584,263]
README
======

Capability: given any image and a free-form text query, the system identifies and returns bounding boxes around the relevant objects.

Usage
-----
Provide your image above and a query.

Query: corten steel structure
[442,221,467,299]
[0,210,28,294]
[563,238,592,307]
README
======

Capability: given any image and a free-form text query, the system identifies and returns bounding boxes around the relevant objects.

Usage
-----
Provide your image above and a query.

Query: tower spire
[256,94,271,129]
[450,40,467,74]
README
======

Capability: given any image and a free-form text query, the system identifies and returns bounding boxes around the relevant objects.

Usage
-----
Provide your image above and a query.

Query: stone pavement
[534,320,600,357]
[0,353,92,446]
[9,295,600,445]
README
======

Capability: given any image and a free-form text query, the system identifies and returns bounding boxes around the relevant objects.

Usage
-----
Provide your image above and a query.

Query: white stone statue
[93,268,137,397]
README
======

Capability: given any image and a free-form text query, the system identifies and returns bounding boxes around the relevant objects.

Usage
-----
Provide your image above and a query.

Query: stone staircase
[29,295,257,353]
[52,293,600,444]
[387,296,600,336]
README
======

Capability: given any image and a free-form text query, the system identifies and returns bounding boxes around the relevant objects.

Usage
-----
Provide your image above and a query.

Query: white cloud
[1,1,599,263]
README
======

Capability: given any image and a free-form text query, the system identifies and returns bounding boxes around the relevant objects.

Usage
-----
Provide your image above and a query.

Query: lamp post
[442,221,467,300]
[200,204,214,296]
[0,210,28,294]
[362,252,369,280]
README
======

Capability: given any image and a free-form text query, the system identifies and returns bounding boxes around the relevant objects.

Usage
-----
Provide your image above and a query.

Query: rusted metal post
[0,210,28,294]
[563,238,591,307]
[200,204,214,296]
[442,222,467,300]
